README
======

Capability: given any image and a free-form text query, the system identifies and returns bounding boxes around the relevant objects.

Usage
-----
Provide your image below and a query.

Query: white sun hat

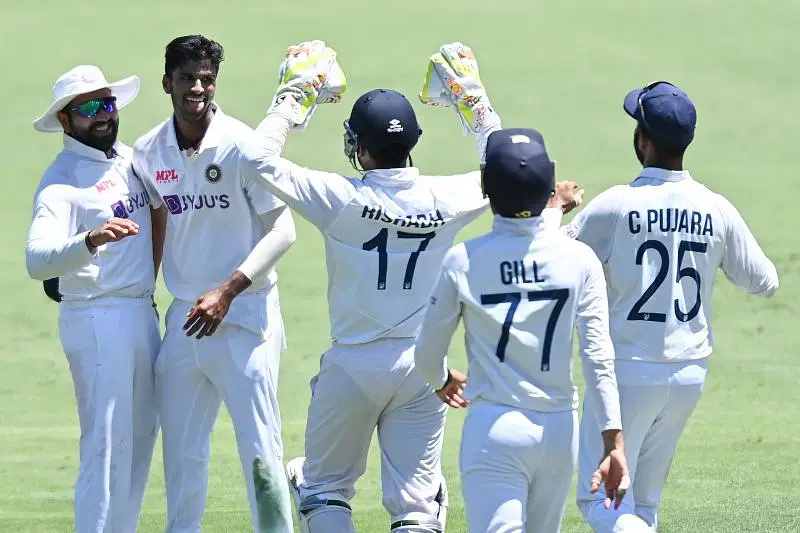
[33,65,140,133]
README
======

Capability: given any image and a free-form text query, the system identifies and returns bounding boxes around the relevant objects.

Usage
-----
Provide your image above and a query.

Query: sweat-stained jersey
[558,167,779,364]
[238,116,496,345]
[414,216,621,431]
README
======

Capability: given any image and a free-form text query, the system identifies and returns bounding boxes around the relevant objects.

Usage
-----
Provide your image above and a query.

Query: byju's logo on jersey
[163,193,230,215]
[110,190,150,219]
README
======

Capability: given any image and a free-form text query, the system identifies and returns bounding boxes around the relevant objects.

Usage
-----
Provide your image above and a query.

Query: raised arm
[236,40,356,231]
[419,42,502,165]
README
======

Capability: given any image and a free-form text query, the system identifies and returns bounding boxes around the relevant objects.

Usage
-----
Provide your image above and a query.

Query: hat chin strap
[348,143,366,174]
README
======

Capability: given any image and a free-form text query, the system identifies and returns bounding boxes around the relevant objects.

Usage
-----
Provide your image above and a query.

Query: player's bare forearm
[150,205,167,279]
[601,428,624,455]
[184,272,253,339]
[223,270,253,299]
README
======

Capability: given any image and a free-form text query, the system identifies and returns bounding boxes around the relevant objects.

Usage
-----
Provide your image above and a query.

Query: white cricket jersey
[26,136,158,301]
[561,167,779,365]
[238,124,491,345]
[132,104,284,304]
[414,216,621,430]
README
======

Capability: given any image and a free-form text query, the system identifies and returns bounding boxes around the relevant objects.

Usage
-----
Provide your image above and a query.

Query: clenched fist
[86,218,140,249]
[548,180,585,214]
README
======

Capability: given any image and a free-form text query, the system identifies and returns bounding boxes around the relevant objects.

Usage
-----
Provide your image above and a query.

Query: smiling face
[163,58,217,124]
[57,88,119,153]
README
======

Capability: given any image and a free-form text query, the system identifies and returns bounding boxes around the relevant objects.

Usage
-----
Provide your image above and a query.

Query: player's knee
[296,493,354,533]
[390,478,448,533]
[578,498,652,533]
[390,512,444,533]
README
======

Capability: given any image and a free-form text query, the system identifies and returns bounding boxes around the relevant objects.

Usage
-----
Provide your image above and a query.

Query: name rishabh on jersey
[561,167,779,364]
[414,217,621,429]
[132,104,285,304]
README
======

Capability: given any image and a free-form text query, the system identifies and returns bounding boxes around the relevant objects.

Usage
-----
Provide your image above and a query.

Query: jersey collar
[634,167,694,183]
[492,214,548,235]
[166,102,225,153]
[362,167,419,188]
[62,134,121,161]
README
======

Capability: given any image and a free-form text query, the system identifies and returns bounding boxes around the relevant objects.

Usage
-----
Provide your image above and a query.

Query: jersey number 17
[362,229,436,290]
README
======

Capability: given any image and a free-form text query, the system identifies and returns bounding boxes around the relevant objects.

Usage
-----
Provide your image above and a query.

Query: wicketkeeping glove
[419,42,500,134]
[268,40,347,129]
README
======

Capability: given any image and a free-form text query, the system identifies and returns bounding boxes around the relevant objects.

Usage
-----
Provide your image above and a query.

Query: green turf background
[1,1,798,531]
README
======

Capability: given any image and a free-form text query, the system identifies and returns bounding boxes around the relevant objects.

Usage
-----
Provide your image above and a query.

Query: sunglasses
[637,80,674,132]
[68,96,117,118]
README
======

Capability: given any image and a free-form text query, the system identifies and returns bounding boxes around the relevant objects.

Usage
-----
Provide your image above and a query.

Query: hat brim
[33,75,140,133]
[623,88,643,121]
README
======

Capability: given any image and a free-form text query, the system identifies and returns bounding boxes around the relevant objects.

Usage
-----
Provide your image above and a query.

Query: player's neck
[173,110,214,151]
[645,156,683,171]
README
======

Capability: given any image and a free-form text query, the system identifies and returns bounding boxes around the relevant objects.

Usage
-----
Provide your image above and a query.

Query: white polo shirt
[26,136,158,301]
[132,104,285,306]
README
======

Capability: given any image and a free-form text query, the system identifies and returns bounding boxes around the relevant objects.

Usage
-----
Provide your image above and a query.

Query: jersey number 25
[628,239,708,323]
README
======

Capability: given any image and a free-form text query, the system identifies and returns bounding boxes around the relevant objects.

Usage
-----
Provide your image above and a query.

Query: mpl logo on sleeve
[155,169,180,184]
[95,179,116,193]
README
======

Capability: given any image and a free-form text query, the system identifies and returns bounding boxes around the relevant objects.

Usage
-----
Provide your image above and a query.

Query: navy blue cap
[482,128,555,218]
[347,89,422,152]
[623,81,697,150]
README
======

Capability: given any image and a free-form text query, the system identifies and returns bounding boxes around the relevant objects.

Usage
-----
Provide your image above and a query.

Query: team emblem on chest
[205,163,223,183]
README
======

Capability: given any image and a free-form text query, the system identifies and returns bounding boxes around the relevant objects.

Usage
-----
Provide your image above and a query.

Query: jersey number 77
[479,289,569,371]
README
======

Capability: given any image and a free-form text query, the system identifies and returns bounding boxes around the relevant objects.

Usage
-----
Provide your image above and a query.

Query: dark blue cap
[482,128,555,218]
[623,81,697,150]
[347,89,422,152]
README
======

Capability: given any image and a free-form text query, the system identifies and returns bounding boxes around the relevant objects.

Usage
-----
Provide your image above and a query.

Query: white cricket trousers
[460,400,578,533]
[58,296,160,533]
[576,361,706,532]
[156,291,292,533]
[298,338,448,522]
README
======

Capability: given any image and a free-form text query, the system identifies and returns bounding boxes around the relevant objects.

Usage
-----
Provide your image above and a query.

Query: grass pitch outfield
[1,1,799,532]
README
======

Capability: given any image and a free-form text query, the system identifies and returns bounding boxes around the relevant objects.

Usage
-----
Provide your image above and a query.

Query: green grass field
[2,0,799,531]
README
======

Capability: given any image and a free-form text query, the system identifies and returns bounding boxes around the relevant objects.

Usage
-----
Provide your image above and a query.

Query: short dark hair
[165,35,224,76]
[368,143,412,169]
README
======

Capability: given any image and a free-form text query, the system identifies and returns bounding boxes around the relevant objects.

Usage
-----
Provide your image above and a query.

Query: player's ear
[162,74,171,94]
[57,111,71,133]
